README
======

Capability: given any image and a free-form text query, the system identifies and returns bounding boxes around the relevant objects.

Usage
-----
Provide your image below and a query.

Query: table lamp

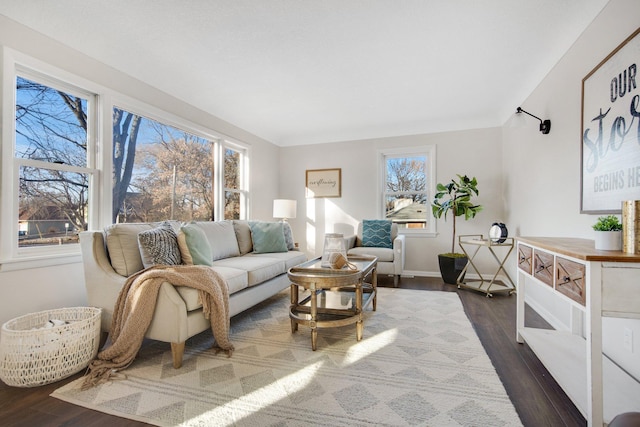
[273,199,297,222]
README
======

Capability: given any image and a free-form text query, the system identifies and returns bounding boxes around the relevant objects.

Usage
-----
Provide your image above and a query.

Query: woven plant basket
[0,307,101,387]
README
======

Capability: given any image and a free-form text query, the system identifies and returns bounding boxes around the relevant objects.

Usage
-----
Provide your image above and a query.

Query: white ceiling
[0,1,609,146]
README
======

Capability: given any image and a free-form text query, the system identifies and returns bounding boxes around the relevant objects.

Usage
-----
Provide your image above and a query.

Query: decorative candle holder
[321,233,347,267]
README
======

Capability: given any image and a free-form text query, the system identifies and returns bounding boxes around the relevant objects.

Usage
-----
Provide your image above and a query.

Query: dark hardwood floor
[0,276,586,426]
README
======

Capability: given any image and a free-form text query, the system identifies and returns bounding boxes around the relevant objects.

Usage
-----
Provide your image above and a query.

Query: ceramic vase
[594,230,622,251]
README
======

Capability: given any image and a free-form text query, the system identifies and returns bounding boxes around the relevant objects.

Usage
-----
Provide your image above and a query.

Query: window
[1,51,251,268]
[11,73,97,253]
[112,107,249,223]
[222,143,248,220]
[380,146,436,233]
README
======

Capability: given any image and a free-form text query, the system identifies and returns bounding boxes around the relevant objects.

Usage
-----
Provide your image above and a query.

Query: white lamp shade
[273,199,297,220]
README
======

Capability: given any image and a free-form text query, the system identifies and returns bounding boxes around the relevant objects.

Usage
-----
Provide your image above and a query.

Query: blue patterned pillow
[362,220,392,248]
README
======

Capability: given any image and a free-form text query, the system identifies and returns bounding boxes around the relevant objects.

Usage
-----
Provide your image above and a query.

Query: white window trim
[1,49,252,271]
[1,48,103,269]
[218,139,250,221]
[377,145,437,237]
[113,95,251,223]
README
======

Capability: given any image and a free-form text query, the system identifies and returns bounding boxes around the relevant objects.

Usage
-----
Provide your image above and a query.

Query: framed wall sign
[306,168,341,198]
[581,27,640,214]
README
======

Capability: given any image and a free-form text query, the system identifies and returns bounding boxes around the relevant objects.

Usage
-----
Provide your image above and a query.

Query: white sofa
[345,222,405,286]
[79,220,306,368]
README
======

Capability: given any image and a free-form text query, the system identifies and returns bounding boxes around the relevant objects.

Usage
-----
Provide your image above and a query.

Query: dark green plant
[592,215,622,231]
[432,174,483,254]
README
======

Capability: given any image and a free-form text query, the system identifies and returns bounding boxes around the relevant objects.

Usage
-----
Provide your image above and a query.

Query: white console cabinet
[515,237,640,426]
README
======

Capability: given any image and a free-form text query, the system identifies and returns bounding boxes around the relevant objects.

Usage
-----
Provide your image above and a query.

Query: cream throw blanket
[82,265,233,389]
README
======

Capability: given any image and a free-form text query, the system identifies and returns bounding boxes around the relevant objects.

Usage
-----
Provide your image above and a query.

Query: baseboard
[402,269,510,283]
[402,270,440,278]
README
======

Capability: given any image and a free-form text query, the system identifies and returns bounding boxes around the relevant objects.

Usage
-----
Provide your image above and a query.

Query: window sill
[398,230,437,238]
[0,253,82,272]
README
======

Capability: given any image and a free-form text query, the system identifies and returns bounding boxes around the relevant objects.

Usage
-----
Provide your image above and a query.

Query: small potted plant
[431,174,482,284]
[592,215,622,251]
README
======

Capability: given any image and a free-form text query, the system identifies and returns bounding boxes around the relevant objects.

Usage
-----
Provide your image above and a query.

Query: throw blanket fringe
[82,265,233,389]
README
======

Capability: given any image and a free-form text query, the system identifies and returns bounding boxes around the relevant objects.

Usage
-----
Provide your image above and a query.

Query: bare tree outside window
[112,108,142,222]
[224,148,241,220]
[15,78,144,247]
[15,76,93,247]
[385,156,428,228]
[14,73,247,252]
[113,109,216,223]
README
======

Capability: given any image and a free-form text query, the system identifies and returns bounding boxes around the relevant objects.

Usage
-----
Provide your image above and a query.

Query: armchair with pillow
[345,220,405,286]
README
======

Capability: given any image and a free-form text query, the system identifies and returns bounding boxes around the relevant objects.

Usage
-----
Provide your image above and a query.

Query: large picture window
[113,107,214,223]
[380,146,436,233]
[1,54,250,268]
[112,107,248,223]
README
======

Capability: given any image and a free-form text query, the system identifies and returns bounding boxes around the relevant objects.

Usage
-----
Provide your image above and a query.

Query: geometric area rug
[52,288,522,426]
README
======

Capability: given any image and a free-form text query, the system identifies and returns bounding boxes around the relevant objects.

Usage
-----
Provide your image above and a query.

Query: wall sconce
[516,107,551,134]
[273,199,297,222]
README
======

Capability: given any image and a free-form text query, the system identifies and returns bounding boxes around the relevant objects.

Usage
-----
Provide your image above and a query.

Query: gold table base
[457,234,516,297]
[288,256,377,350]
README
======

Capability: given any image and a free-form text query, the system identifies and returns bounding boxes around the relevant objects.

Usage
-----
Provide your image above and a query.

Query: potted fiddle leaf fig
[431,174,482,284]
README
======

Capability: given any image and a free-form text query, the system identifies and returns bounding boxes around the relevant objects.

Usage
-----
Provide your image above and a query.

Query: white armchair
[345,222,405,286]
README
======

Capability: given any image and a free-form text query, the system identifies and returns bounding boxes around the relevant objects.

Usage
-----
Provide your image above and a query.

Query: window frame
[378,146,437,236]
[217,139,249,221]
[1,49,252,271]
[1,49,101,269]
[112,96,251,223]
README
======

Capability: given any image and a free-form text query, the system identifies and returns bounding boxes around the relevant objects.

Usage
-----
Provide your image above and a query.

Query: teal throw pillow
[250,222,288,254]
[178,223,213,266]
[362,220,392,249]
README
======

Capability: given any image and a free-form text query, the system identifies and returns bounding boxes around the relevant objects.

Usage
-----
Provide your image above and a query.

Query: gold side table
[457,234,515,297]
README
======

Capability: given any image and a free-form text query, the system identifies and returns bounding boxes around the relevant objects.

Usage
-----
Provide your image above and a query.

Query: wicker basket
[0,307,101,387]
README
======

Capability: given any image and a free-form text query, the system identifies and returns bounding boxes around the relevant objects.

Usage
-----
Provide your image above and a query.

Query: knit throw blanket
[82,265,233,389]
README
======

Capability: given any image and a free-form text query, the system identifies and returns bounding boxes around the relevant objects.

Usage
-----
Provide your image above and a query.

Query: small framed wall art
[581,27,640,213]
[306,168,341,198]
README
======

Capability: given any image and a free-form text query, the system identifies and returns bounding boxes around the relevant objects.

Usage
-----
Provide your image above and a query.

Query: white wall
[503,0,640,379]
[279,127,505,276]
[0,16,281,326]
[278,0,640,380]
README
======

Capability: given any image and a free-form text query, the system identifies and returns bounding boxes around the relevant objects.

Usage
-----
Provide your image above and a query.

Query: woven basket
[0,307,101,387]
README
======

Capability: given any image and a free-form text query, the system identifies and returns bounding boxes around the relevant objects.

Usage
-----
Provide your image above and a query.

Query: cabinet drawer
[533,249,554,287]
[555,257,586,306]
[517,244,532,274]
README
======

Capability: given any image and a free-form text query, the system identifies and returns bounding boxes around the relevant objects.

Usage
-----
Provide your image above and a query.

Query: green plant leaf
[592,215,622,231]
[431,174,482,253]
